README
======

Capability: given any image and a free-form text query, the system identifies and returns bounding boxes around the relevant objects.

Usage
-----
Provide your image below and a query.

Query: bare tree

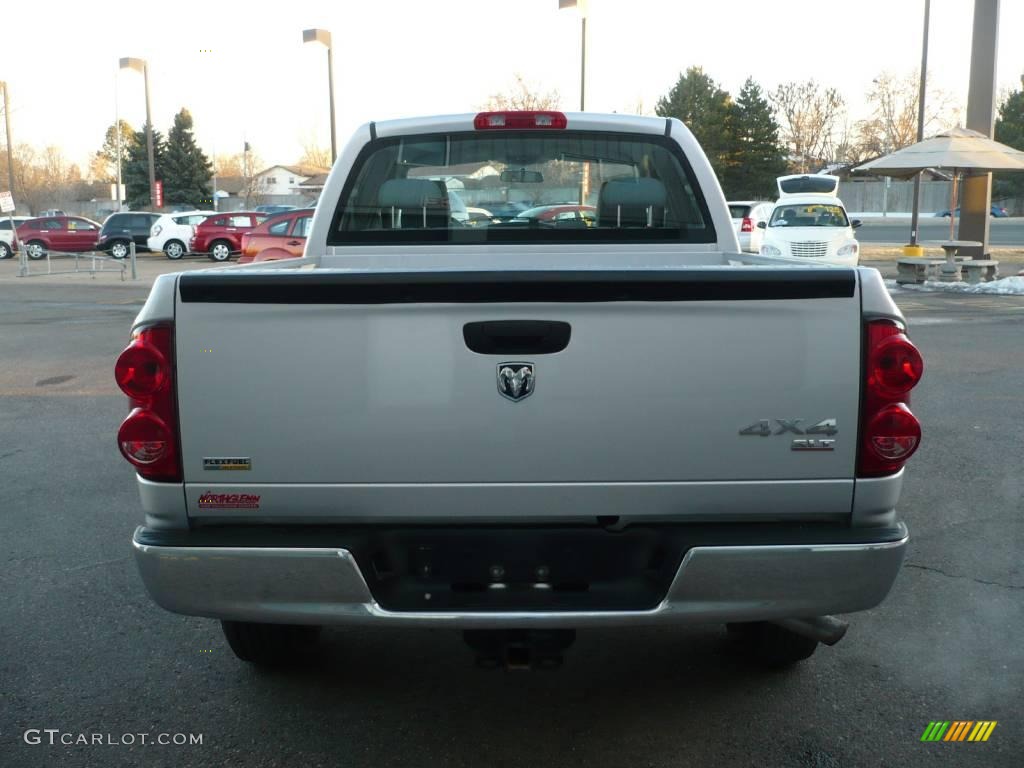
[481,74,561,111]
[214,153,245,177]
[856,70,960,157]
[1,143,81,214]
[770,80,845,172]
[297,133,331,170]
[241,146,265,208]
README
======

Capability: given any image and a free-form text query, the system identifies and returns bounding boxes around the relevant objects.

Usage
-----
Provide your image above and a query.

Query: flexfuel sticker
[203,457,251,471]
[197,493,260,509]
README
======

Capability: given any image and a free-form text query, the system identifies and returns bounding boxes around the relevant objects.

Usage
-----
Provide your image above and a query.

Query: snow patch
[887,276,1024,296]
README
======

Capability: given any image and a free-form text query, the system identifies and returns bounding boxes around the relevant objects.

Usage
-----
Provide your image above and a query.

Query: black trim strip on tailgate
[178,269,856,304]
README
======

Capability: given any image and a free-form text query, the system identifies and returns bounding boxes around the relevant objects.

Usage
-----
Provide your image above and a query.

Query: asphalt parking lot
[1,258,1022,767]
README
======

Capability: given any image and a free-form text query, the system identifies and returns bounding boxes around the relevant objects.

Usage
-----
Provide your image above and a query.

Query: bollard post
[130,241,137,280]
[18,241,27,277]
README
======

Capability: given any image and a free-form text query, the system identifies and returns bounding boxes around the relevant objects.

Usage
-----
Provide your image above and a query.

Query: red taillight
[740,217,753,233]
[869,333,924,397]
[474,111,568,130]
[118,409,173,464]
[115,339,168,399]
[858,320,924,477]
[115,324,181,482]
[865,404,921,465]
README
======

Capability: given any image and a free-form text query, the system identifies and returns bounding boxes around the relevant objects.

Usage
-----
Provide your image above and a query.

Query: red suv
[16,216,102,259]
[189,212,267,261]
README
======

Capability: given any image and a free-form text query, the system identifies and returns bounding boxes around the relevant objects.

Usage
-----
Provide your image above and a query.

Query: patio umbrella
[854,127,1024,240]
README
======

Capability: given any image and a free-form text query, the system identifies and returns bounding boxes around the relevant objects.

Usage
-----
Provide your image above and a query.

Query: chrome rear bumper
[132,525,908,628]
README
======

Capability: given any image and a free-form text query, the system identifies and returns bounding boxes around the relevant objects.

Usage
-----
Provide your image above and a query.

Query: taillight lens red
[118,409,173,464]
[858,320,924,477]
[865,403,921,468]
[868,329,924,397]
[114,339,168,400]
[115,324,181,482]
[740,217,753,233]
[474,111,568,130]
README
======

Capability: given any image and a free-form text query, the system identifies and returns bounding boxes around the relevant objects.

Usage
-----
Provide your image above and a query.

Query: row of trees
[91,109,213,209]
[0,144,91,214]
[653,67,962,198]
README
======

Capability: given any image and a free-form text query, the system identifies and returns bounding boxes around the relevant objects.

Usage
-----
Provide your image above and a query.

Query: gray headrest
[599,178,667,209]
[379,178,448,209]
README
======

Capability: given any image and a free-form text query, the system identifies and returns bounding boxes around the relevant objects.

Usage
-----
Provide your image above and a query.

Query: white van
[759,175,861,266]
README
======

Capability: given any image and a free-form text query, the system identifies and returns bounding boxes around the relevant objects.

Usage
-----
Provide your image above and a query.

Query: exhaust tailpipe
[771,616,848,646]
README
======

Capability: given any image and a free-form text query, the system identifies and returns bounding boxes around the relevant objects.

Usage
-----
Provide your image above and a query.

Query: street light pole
[579,15,586,111]
[303,29,337,164]
[115,79,123,212]
[907,0,931,251]
[1,81,15,198]
[558,0,587,111]
[120,57,157,210]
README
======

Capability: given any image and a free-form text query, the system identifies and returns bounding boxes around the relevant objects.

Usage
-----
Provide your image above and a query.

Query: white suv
[759,176,861,266]
[147,211,215,259]
[0,216,33,259]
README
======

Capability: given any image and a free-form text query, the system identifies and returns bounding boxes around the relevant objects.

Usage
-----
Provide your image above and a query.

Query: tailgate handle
[463,320,571,355]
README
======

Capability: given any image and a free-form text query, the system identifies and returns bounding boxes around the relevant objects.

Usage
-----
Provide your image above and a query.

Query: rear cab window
[329,130,714,245]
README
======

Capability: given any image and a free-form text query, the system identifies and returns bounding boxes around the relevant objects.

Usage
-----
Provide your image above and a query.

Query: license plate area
[356,527,684,612]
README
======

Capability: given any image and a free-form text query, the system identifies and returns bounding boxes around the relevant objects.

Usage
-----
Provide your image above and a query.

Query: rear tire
[727,621,819,668]
[0,242,11,259]
[109,239,130,259]
[26,240,47,260]
[163,239,186,260]
[209,240,232,262]
[221,621,322,666]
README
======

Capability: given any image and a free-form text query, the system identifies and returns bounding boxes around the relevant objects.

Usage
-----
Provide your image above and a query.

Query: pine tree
[723,78,788,199]
[123,125,166,209]
[162,109,212,208]
[994,86,1024,209]
[655,67,733,180]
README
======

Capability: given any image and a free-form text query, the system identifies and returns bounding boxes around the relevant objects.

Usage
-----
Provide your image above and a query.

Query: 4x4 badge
[497,363,535,402]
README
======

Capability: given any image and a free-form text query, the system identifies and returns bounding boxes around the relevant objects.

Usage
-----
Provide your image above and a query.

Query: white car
[727,201,773,252]
[147,210,215,260]
[0,216,33,259]
[759,175,861,266]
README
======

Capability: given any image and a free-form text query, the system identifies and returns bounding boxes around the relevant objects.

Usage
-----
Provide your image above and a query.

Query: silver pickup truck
[119,112,923,669]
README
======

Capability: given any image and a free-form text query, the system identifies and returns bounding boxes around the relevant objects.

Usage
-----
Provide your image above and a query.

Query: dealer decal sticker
[197,493,261,509]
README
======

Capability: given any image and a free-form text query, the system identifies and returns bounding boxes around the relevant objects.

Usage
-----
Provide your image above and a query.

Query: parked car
[38,209,67,217]
[254,204,297,216]
[759,175,861,266]
[148,211,215,259]
[0,216,33,259]
[475,200,529,221]
[238,210,313,263]
[465,206,494,226]
[97,212,161,259]
[15,216,101,259]
[189,212,267,261]
[513,204,596,226]
[122,111,921,670]
[935,205,1008,218]
[728,201,774,253]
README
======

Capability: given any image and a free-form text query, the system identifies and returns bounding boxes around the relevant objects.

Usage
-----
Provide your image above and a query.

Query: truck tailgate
[174,269,861,522]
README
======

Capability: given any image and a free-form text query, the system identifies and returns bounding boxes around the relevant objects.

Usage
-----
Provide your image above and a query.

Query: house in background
[253,165,331,196]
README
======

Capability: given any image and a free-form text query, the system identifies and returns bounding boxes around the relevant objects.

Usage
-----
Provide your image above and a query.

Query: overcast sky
[2,0,1023,175]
